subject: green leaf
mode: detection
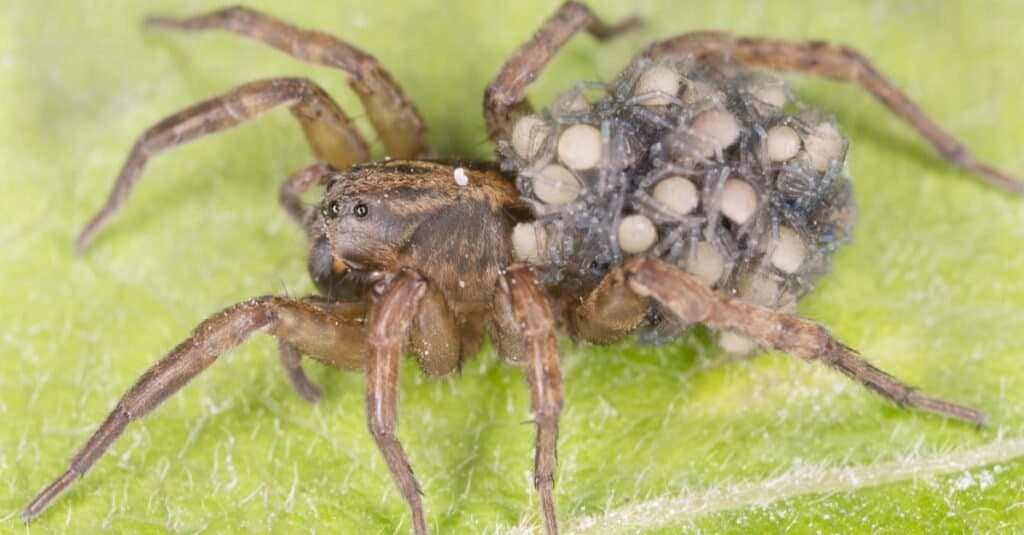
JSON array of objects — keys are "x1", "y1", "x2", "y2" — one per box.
[{"x1": 3, "y1": 1, "x2": 1023, "y2": 533}]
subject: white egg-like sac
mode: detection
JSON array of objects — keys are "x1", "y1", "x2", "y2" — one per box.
[
  {"x1": 555, "y1": 91, "x2": 591, "y2": 113},
  {"x1": 685, "y1": 241, "x2": 725, "y2": 287},
  {"x1": 512, "y1": 222, "x2": 548, "y2": 264},
  {"x1": 719, "y1": 179, "x2": 758, "y2": 225},
  {"x1": 691, "y1": 109, "x2": 739, "y2": 150},
  {"x1": 557, "y1": 123, "x2": 603, "y2": 170},
  {"x1": 805, "y1": 122, "x2": 843, "y2": 172},
  {"x1": 652, "y1": 176, "x2": 699, "y2": 216},
  {"x1": 777, "y1": 293, "x2": 799, "y2": 315},
  {"x1": 617, "y1": 214, "x2": 658, "y2": 254},
  {"x1": 765, "y1": 125, "x2": 801, "y2": 162},
  {"x1": 752, "y1": 84, "x2": 788, "y2": 109},
  {"x1": 682, "y1": 81, "x2": 725, "y2": 105},
  {"x1": 770, "y1": 226, "x2": 806, "y2": 274},
  {"x1": 533, "y1": 164, "x2": 581, "y2": 205},
  {"x1": 634, "y1": 65, "x2": 680, "y2": 106},
  {"x1": 719, "y1": 331, "x2": 759, "y2": 356},
  {"x1": 737, "y1": 272, "x2": 781, "y2": 307},
  {"x1": 511, "y1": 115, "x2": 551, "y2": 159}
]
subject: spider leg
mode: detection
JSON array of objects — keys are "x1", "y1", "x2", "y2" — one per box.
[
  {"x1": 565, "y1": 265, "x2": 650, "y2": 344},
  {"x1": 623, "y1": 255, "x2": 985, "y2": 425},
  {"x1": 279, "y1": 162, "x2": 335, "y2": 225},
  {"x1": 494, "y1": 266, "x2": 563, "y2": 535},
  {"x1": 76, "y1": 78, "x2": 369, "y2": 251},
  {"x1": 484, "y1": 2, "x2": 640, "y2": 142},
  {"x1": 23, "y1": 295, "x2": 367, "y2": 522},
  {"x1": 146, "y1": 6, "x2": 429, "y2": 160},
  {"x1": 409, "y1": 278, "x2": 463, "y2": 377},
  {"x1": 361, "y1": 269, "x2": 464, "y2": 535},
  {"x1": 639, "y1": 33, "x2": 1024, "y2": 194},
  {"x1": 279, "y1": 340, "x2": 323, "y2": 403},
  {"x1": 276, "y1": 296, "x2": 371, "y2": 403},
  {"x1": 364, "y1": 270, "x2": 430, "y2": 535}
]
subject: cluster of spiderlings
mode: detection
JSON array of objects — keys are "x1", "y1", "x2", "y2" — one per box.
[{"x1": 498, "y1": 58, "x2": 858, "y2": 341}]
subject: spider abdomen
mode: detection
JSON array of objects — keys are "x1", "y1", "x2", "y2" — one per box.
[{"x1": 502, "y1": 58, "x2": 858, "y2": 317}]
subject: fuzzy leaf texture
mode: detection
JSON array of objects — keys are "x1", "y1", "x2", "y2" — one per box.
[{"x1": 2, "y1": 1, "x2": 1023, "y2": 533}]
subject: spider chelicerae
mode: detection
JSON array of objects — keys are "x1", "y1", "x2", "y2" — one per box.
[{"x1": 24, "y1": 3, "x2": 1022, "y2": 534}]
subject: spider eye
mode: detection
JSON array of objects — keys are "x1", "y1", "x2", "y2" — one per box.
[
  {"x1": 323, "y1": 200, "x2": 341, "y2": 219},
  {"x1": 353, "y1": 202, "x2": 369, "y2": 218}
]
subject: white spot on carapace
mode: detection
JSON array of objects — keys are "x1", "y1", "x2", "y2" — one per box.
[{"x1": 453, "y1": 167, "x2": 469, "y2": 186}]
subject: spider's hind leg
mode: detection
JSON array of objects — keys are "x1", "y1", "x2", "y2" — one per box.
[
  {"x1": 638, "y1": 32, "x2": 1024, "y2": 194},
  {"x1": 624, "y1": 255, "x2": 985, "y2": 425},
  {"x1": 483, "y1": 2, "x2": 640, "y2": 143}
]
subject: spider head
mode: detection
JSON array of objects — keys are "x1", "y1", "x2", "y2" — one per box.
[{"x1": 309, "y1": 160, "x2": 529, "y2": 300}]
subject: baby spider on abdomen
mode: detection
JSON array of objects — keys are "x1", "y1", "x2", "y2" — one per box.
[
  {"x1": 25, "y1": 3, "x2": 1021, "y2": 534},
  {"x1": 501, "y1": 56, "x2": 859, "y2": 350}
]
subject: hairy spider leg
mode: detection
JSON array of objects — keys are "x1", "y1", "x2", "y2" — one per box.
[
  {"x1": 639, "y1": 32, "x2": 1024, "y2": 194},
  {"x1": 363, "y1": 269, "x2": 465, "y2": 535},
  {"x1": 81, "y1": 5, "x2": 436, "y2": 250},
  {"x1": 23, "y1": 296, "x2": 368, "y2": 521},
  {"x1": 624, "y1": 255, "x2": 985, "y2": 425},
  {"x1": 493, "y1": 266, "x2": 564, "y2": 535},
  {"x1": 484, "y1": 1, "x2": 641, "y2": 142},
  {"x1": 75, "y1": 78, "x2": 369, "y2": 250},
  {"x1": 146, "y1": 6, "x2": 429, "y2": 159}
]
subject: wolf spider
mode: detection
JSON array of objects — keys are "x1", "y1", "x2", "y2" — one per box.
[{"x1": 25, "y1": 3, "x2": 1021, "y2": 534}]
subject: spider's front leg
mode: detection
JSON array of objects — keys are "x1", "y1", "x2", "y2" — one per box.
[
  {"x1": 623, "y1": 256, "x2": 985, "y2": 425},
  {"x1": 363, "y1": 269, "x2": 464, "y2": 535},
  {"x1": 23, "y1": 295, "x2": 367, "y2": 521},
  {"x1": 493, "y1": 266, "x2": 563, "y2": 535},
  {"x1": 146, "y1": 6, "x2": 429, "y2": 159},
  {"x1": 76, "y1": 78, "x2": 368, "y2": 250},
  {"x1": 81, "y1": 6, "x2": 434, "y2": 250}
]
